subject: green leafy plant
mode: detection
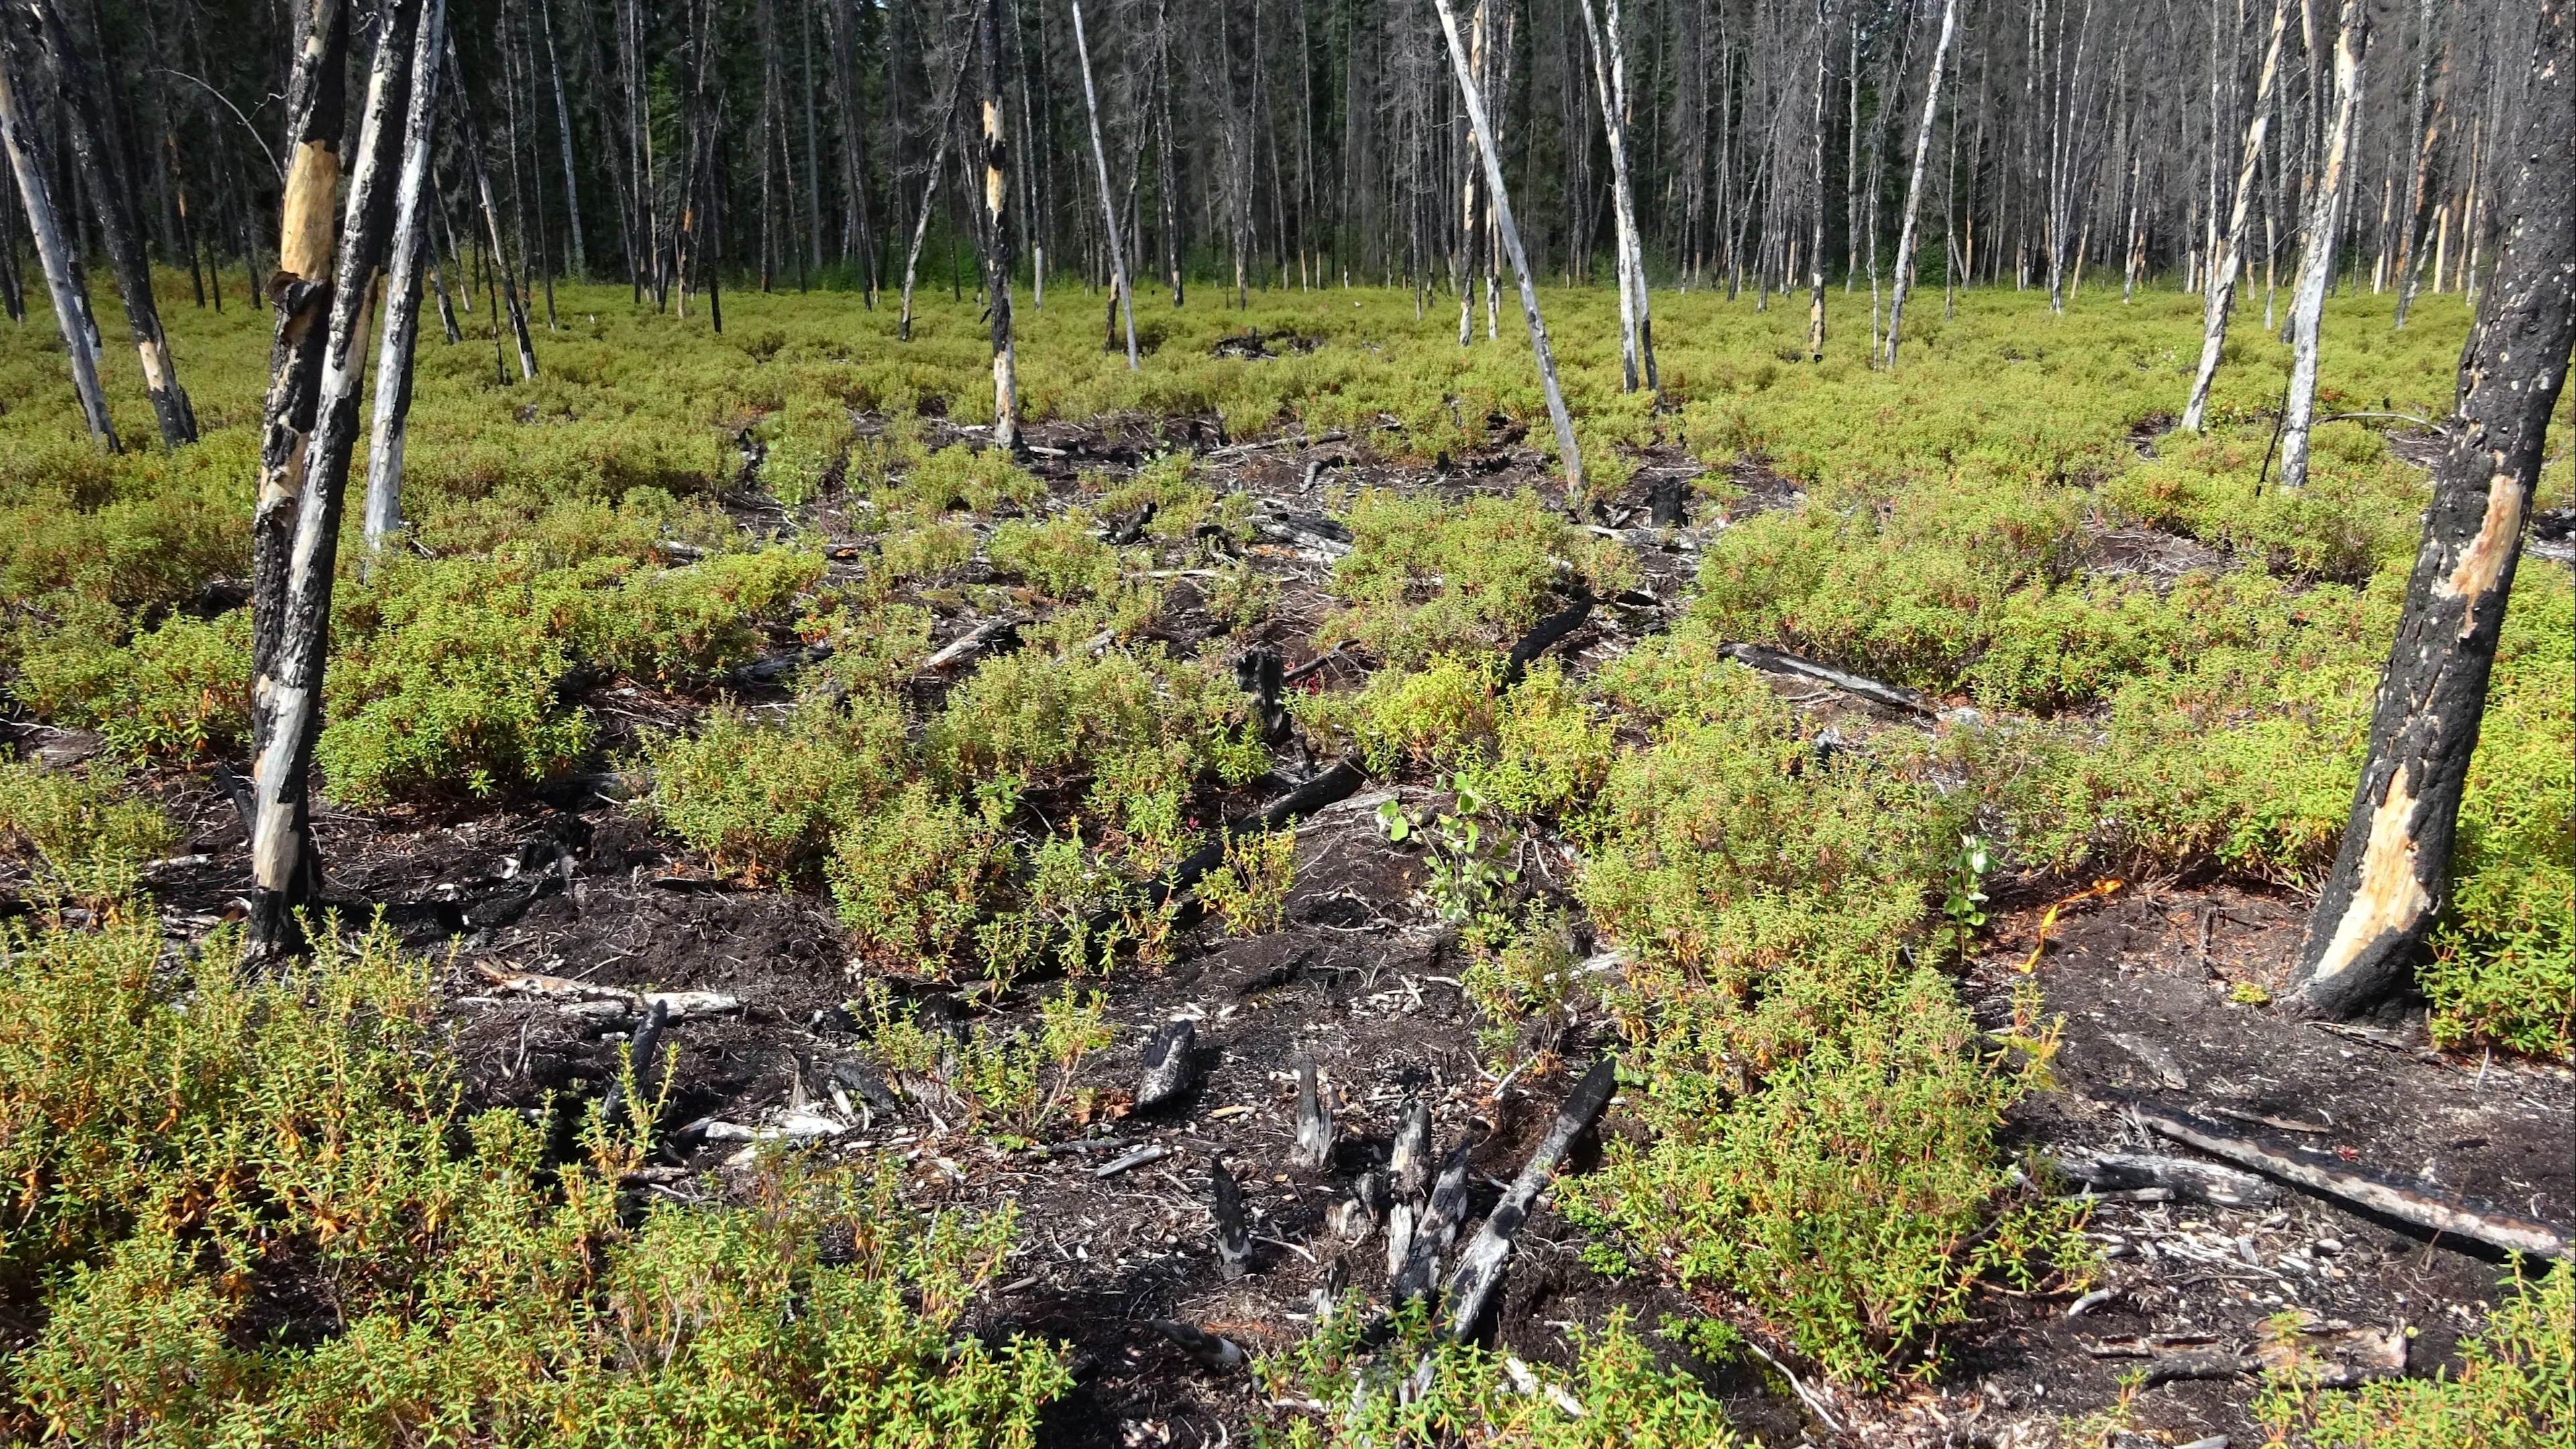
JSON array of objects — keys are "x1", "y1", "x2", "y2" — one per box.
[
  {"x1": 1379, "y1": 773, "x2": 1521, "y2": 926},
  {"x1": 1200, "y1": 826, "x2": 1298, "y2": 936}
]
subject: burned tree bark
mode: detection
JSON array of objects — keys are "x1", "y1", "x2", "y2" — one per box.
[
  {"x1": 1443, "y1": 1059, "x2": 1617, "y2": 1339},
  {"x1": 249, "y1": 0, "x2": 352, "y2": 803},
  {"x1": 17, "y1": 0, "x2": 195, "y2": 446},
  {"x1": 1069, "y1": 1, "x2": 1134, "y2": 368},
  {"x1": 365, "y1": 0, "x2": 445, "y2": 548},
  {"x1": 977, "y1": 0, "x2": 1016, "y2": 449},
  {"x1": 2182, "y1": 0, "x2": 2291, "y2": 431},
  {"x1": 2277, "y1": 0, "x2": 2369, "y2": 492},
  {"x1": 1430, "y1": 0, "x2": 1582, "y2": 494},
  {"x1": 0, "y1": 37, "x2": 113, "y2": 447},
  {"x1": 2290, "y1": 0, "x2": 2572, "y2": 1020},
  {"x1": 248, "y1": 0, "x2": 421, "y2": 957},
  {"x1": 1881, "y1": 0, "x2": 1959, "y2": 370}
]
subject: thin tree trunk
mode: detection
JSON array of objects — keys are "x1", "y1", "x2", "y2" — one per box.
[
  {"x1": 1069, "y1": 1, "x2": 1134, "y2": 368},
  {"x1": 1574, "y1": 0, "x2": 1640, "y2": 390},
  {"x1": 1807, "y1": 0, "x2": 1828, "y2": 358},
  {"x1": 539, "y1": 0, "x2": 583, "y2": 278},
  {"x1": 2388, "y1": 0, "x2": 2442, "y2": 328},
  {"x1": 2180, "y1": 0, "x2": 2290, "y2": 431},
  {"x1": 978, "y1": 0, "x2": 1015, "y2": 447},
  {"x1": 898, "y1": 21, "x2": 979, "y2": 341},
  {"x1": 2290, "y1": 0, "x2": 2572, "y2": 1019},
  {"x1": 2277, "y1": 0, "x2": 2368, "y2": 492},
  {"x1": 248, "y1": 0, "x2": 419, "y2": 957},
  {"x1": 1430, "y1": 0, "x2": 1581, "y2": 495},
  {"x1": 19, "y1": 0, "x2": 195, "y2": 445},
  {"x1": 1882, "y1": 0, "x2": 1961, "y2": 369},
  {"x1": 366, "y1": 0, "x2": 445, "y2": 548},
  {"x1": 0, "y1": 40, "x2": 113, "y2": 445},
  {"x1": 446, "y1": 34, "x2": 536, "y2": 378},
  {"x1": 1157, "y1": 0, "x2": 1179, "y2": 307}
]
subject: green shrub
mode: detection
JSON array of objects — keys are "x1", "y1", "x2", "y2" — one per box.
[
  {"x1": 0, "y1": 760, "x2": 176, "y2": 901},
  {"x1": 828, "y1": 784, "x2": 1018, "y2": 975},
  {"x1": 988, "y1": 513, "x2": 1120, "y2": 599},
  {"x1": 1326, "y1": 489, "x2": 1633, "y2": 668},
  {"x1": 1200, "y1": 826, "x2": 1297, "y2": 936},
  {"x1": 10, "y1": 604, "x2": 252, "y2": 759},
  {"x1": 319, "y1": 574, "x2": 594, "y2": 805},
  {"x1": 883, "y1": 443, "x2": 1042, "y2": 523},
  {"x1": 878, "y1": 523, "x2": 975, "y2": 581},
  {"x1": 0, "y1": 910, "x2": 1069, "y2": 1445},
  {"x1": 641, "y1": 693, "x2": 911, "y2": 883}
]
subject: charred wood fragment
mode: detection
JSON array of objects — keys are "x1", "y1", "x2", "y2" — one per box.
[
  {"x1": 1134, "y1": 1019, "x2": 1197, "y2": 1112},
  {"x1": 1152, "y1": 1318, "x2": 1246, "y2": 1371},
  {"x1": 1291, "y1": 1054, "x2": 1334, "y2": 1171},
  {"x1": 1443, "y1": 1059, "x2": 1617, "y2": 1338},
  {"x1": 1210, "y1": 1157, "x2": 1253, "y2": 1279},
  {"x1": 1391, "y1": 1098, "x2": 1434, "y2": 1201},
  {"x1": 1501, "y1": 592, "x2": 1594, "y2": 686}
]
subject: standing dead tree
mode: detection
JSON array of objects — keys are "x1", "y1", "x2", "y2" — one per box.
[
  {"x1": 1881, "y1": 0, "x2": 1961, "y2": 368},
  {"x1": 2276, "y1": 0, "x2": 2368, "y2": 492},
  {"x1": 898, "y1": 15, "x2": 980, "y2": 342},
  {"x1": 445, "y1": 32, "x2": 536, "y2": 380},
  {"x1": 1070, "y1": 0, "x2": 1134, "y2": 368},
  {"x1": 2180, "y1": 0, "x2": 2290, "y2": 431},
  {"x1": 2289, "y1": 0, "x2": 2573, "y2": 1021},
  {"x1": 0, "y1": 33, "x2": 113, "y2": 447},
  {"x1": 247, "y1": 0, "x2": 422, "y2": 957},
  {"x1": 977, "y1": 0, "x2": 1017, "y2": 448},
  {"x1": 364, "y1": 0, "x2": 446, "y2": 548},
  {"x1": 1575, "y1": 0, "x2": 1655, "y2": 392},
  {"x1": 1429, "y1": 0, "x2": 1582, "y2": 495},
  {"x1": 15, "y1": 0, "x2": 195, "y2": 446}
]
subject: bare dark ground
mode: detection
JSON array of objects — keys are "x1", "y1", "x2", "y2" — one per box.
[{"x1": 7, "y1": 413, "x2": 2568, "y2": 1448}]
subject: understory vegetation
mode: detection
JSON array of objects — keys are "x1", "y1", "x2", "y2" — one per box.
[{"x1": 2, "y1": 274, "x2": 2570, "y2": 1438}]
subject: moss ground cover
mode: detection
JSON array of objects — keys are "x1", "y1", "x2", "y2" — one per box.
[{"x1": 0, "y1": 272, "x2": 2568, "y2": 1432}]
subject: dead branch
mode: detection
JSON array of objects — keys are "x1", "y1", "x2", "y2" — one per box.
[
  {"x1": 1441, "y1": 1059, "x2": 1618, "y2": 1339},
  {"x1": 2136, "y1": 1108, "x2": 2574, "y2": 1260},
  {"x1": 1719, "y1": 641, "x2": 1938, "y2": 716}
]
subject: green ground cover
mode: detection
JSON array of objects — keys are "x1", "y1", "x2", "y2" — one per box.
[{"x1": 1, "y1": 274, "x2": 2569, "y2": 1440}]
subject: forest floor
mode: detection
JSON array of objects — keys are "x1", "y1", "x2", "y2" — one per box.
[{"x1": 21, "y1": 402, "x2": 2567, "y2": 1448}]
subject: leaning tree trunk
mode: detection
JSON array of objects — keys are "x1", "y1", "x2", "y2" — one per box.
[
  {"x1": 250, "y1": 0, "x2": 352, "y2": 758},
  {"x1": 1430, "y1": 0, "x2": 1581, "y2": 494},
  {"x1": 445, "y1": 33, "x2": 536, "y2": 380},
  {"x1": 2289, "y1": 0, "x2": 2573, "y2": 1021},
  {"x1": 2180, "y1": 0, "x2": 2290, "y2": 432},
  {"x1": 248, "y1": 0, "x2": 419, "y2": 958},
  {"x1": 1881, "y1": 0, "x2": 1959, "y2": 370},
  {"x1": 365, "y1": 0, "x2": 445, "y2": 548},
  {"x1": 977, "y1": 0, "x2": 1016, "y2": 449},
  {"x1": 0, "y1": 39, "x2": 113, "y2": 447},
  {"x1": 2277, "y1": 0, "x2": 2369, "y2": 492},
  {"x1": 19, "y1": 0, "x2": 195, "y2": 446},
  {"x1": 1069, "y1": 1, "x2": 1134, "y2": 368}
]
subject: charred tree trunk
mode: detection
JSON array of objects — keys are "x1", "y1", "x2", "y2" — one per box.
[
  {"x1": 2290, "y1": 1, "x2": 2573, "y2": 1020},
  {"x1": 1069, "y1": 1, "x2": 1132, "y2": 367},
  {"x1": 978, "y1": 0, "x2": 1016, "y2": 449},
  {"x1": 1574, "y1": 0, "x2": 1640, "y2": 390},
  {"x1": 1430, "y1": 0, "x2": 1581, "y2": 494},
  {"x1": 19, "y1": 0, "x2": 195, "y2": 446},
  {"x1": 2180, "y1": 0, "x2": 2290, "y2": 431},
  {"x1": 1882, "y1": 0, "x2": 1960, "y2": 368},
  {"x1": 248, "y1": 0, "x2": 419, "y2": 958},
  {"x1": 366, "y1": 0, "x2": 445, "y2": 548},
  {"x1": 2277, "y1": 0, "x2": 2368, "y2": 492},
  {"x1": 0, "y1": 37, "x2": 113, "y2": 447}
]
